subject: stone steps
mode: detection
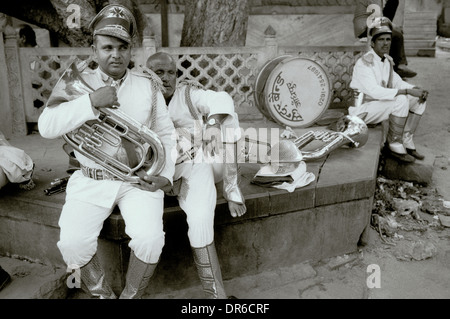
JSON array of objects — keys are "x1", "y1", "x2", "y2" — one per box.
[{"x1": 403, "y1": 11, "x2": 438, "y2": 57}]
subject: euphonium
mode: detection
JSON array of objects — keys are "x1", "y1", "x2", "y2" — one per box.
[
  {"x1": 52, "y1": 59, "x2": 165, "y2": 183},
  {"x1": 292, "y1": 114, "x2": 369, "y2": 162},
  {"x1": 241, "y1": 115, "x2": 368, "y2": 165}
]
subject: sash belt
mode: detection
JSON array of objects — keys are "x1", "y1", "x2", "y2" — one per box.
[{"x1": 81, "y1": 165, "x2": 119, "y2": 181}]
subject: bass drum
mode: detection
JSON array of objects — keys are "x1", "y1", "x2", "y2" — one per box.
[{"x1": 254, "y1": 55, "x2": 332, "y2": 128}]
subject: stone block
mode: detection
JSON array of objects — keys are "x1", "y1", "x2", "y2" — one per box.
[
  {"x1": 0, "y1": 256, "x2": 68, "y2": 299},
  {"x1": 381, "y1": 157, "x2": 434, "y2": 185}
]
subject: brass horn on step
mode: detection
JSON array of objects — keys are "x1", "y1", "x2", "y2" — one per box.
[
  {"x1": 291, "y1": 115, "x2": 369, "y2": 162},
  {"x1": 242, "y1": 115, "x2": 368, "y2": 166},
  {"x1": 49, "y1": 59, "x2": 165, "y2": 183}
]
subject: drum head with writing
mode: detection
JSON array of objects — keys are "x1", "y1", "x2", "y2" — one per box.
[
  {"x1": 264, "y1": 57, "x2": 331, "y2": 128},
  {"x1": 254, "y1": 55, "x2": 293, "y2": 120}
]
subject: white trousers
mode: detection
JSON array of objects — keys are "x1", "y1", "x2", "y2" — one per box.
[
  {"x1": 175, "y1": 162, "x2": 223, "y2": 248},
  {"x1": 57, "y1": 182, "x2": 165, "y2": 267},
  {"x1": 349, "y1": 95, "x2": 426, "y2": 125}
]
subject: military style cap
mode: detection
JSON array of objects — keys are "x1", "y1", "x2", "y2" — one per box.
[
  {"x1": 369, "y1": 16, "x2": 393, "y2": 38},
  {"x1": 89, "y1": 4, "x2": 137, "y2": 43}
]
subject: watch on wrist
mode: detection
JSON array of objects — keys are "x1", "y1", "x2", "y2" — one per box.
[{"x1": 207, "y1": 118, "x2": 219, "y2": 126}]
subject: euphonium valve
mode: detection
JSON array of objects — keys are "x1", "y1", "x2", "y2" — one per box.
[{"x1": 49, "y1": 59, "x2": 165, "y2": 183}]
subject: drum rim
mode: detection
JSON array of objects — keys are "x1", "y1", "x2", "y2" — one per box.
[
  {"x1": 254, "y1": 55, "x2": 293, "y2": 119},
  {"x1": 264, "y1": 56, "x2": 333, "y2": 128}
]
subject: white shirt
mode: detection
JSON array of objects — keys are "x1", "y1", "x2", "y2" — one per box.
[
  {"x1": 350, "y1": 48, "x2": 414, "y2": 101},
  {"x1": 38, "y1": 67, "x2": 176, "y2": 207},
  {"x1": 168, "y1": 83, "x2": 241, "y2": 145}
]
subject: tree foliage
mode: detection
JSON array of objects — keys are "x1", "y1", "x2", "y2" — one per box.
[
  {"x1": 1, "y1": 0, "x2": 250, "y2": 47},
  {"x1": 0, "y1": 0, "x2": 148, "y2": 47}
]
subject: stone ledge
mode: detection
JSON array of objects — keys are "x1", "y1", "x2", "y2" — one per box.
[
  {"x1": 101, "y1": 125, "x2": 381, "y2": 241},
  {"x1": 381, "y1": 155, "x2": 434, "y2": 186},
  {"x1": 0, "y1": 256, "x2": 68, "y2": 299},
  {"x1": 143, "y1": 197, "x2": 373, "y2": 295},
  {"x1": 0, "y1": 126, "x2": 382, "y2": 294}
]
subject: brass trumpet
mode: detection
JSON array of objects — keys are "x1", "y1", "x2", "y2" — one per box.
[{"x1": 49, "y1": 60, "x2": 165, "y2": 183}]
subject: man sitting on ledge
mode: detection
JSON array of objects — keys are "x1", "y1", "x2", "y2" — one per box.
[
  {"x1": 38, "y1": 4, "x2": 176, "y2": 299},
  {"x1": 349, "y1": 17, "x2": 429, "y2": 163},
  {"x1": 146, "y1": 52, "x2": 246, "y2": 299},
  {"x1": 353, "y1": 0, "x2": 417, "y2": 78}
]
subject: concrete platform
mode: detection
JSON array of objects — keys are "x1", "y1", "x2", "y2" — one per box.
[{"x1": 0, "y1": 120, "x2": 383, "y2": 297}]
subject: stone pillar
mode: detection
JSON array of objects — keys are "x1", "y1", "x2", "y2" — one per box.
[
  {"x1": 0, "y1": 33, "x2": 13, "y2": 138},
  {"x1": 3, "y1": 22, "x2": 27, "y2": 136},
  {"x1": 262, "y1": 25, "x2": 278, "y2": 67},
  {"x1": 0, "y1": 14, "x2": 12, "y2": 138}
]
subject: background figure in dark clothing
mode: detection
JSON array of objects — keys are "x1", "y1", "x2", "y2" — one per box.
[
  {"x1": 382, "y1": 0, "x2": 413, "y2": 77},
  {"x1": 353, "y1": 0, "x2": 417, "y2": 79},
  {"x1": 382, "y1": 0, "x2": 399, "y2": 21},
  {"x1": 18, "y1": 24, "x2": 37, "y2": 47}
]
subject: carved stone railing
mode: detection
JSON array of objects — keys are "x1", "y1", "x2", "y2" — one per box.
[
  {"x1": 2, "y1": 26, "x2": 28, "y2": 137},
  {"x1": 19, "y1": 47, "x2": 93, "y2": 123},
  {"x1": 157, "y1": 46, "x2": 269, "y2": 121},
  {"x1": 3, "y1": 26, "x2": 366, "y2": 136}
]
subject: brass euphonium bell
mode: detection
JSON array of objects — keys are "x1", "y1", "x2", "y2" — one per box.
[
  {"x1": 245, "y1": 115, "x2": 369, "y2": 165},
  {"x1": 291, "y1": 114, "x2": 369, "y2": 162},
  {"x1": 49, "y1": 59, "x2": 165, "y2": 183}
]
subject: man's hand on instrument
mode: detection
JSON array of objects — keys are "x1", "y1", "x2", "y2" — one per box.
[
  {"x1": 89, "y1": 86, "x2": 120, "y2": 110},
  {"x1": 135, "y1": 174, "x2": 171, "y2": 192}
]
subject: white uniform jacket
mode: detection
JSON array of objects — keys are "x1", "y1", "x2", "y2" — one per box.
[
  {"x1": 168, "y1": 81, "x2": 242, "y2": 168},
  {"x1": 38, "y1": 66, "x2": 176, "y2": 208},
  {"x1": 350, "y1": 49, "x2": 414, "y2": 101},
  {"x1": 168, "y1": 82, "x2": 245, "y2": 205},
  {"x1": 168, "y1": 81, "x2": 241, "y2": 145}
]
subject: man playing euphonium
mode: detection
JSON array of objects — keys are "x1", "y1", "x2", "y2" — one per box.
[{"x1": 38, "y1": 4, "x2": 176, "y2": 299}]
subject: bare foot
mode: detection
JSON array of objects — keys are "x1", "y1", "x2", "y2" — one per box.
[{"x1": 228, "y1": 201, "x2": 246, "y2": 218}]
